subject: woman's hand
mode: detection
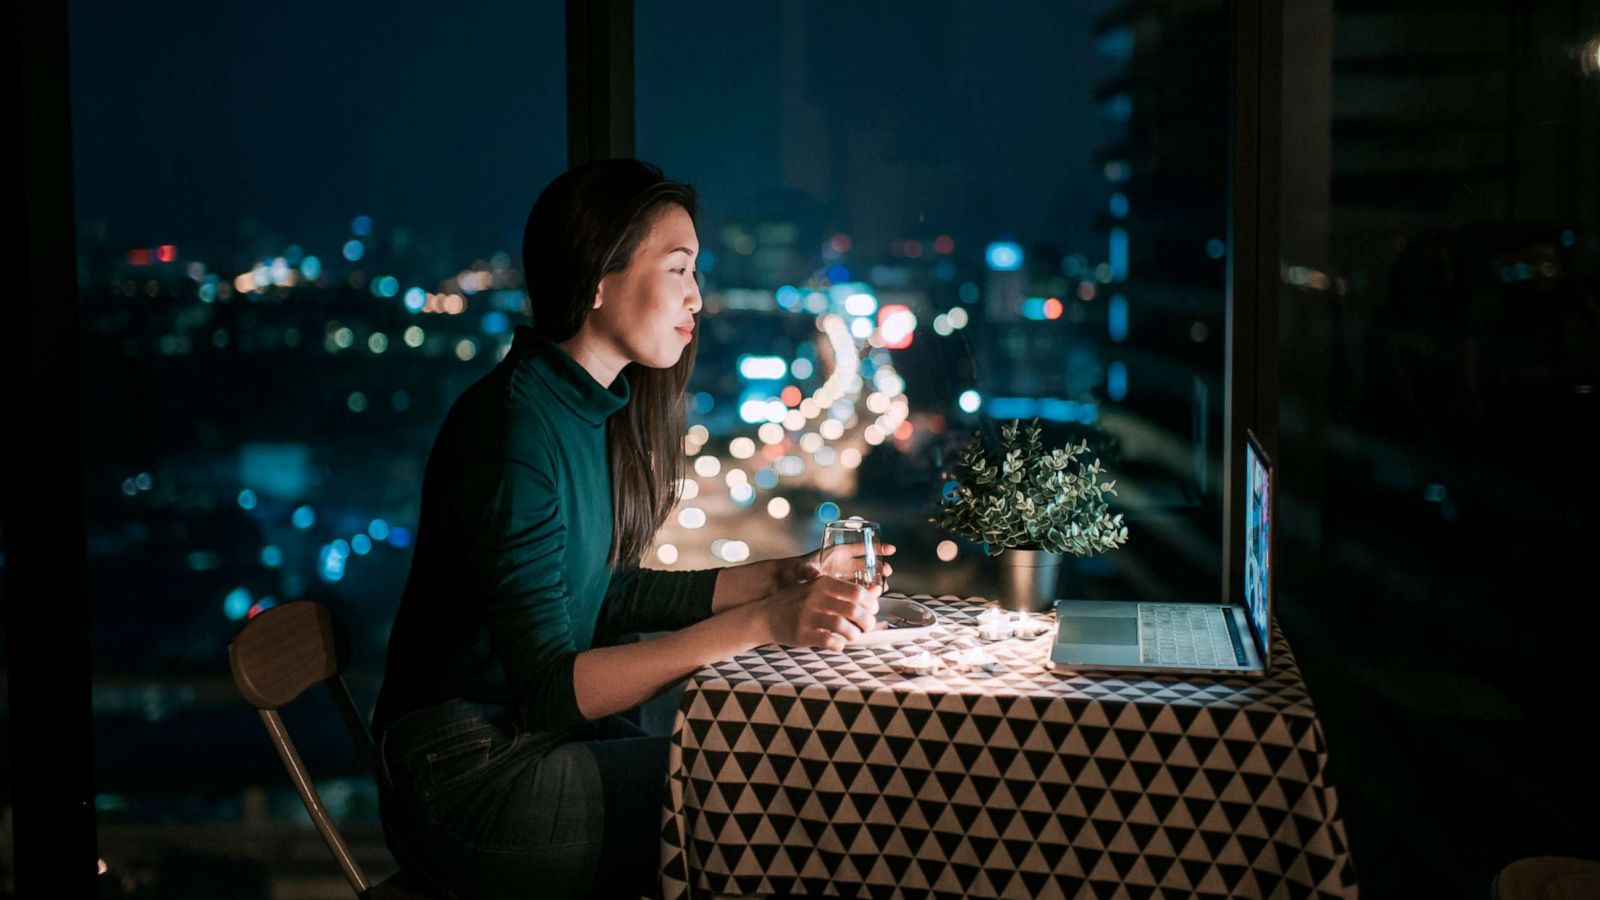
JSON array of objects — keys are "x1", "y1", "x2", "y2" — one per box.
[
  {"x1": 773, "y1": 541, "x2": 897, "y2": 589},
  {"x1": 758, "y1": 576, "x2": 883, "y2": 652},
  {"x1": 711, "y1": 542, "x2": 896, "y2": 614}
]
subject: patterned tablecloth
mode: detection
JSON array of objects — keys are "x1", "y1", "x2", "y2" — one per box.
[{"x1": 660, "y1": 593, "x2": 1358, "y2": 899}]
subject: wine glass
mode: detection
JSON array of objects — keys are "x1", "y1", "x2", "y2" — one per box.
[{"x1": 820, "y1": 518, "x2": 886, "y2": 591}]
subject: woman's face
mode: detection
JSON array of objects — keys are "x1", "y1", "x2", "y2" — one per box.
[{"x1": 591, "y1": 204, "x2": 703, "y2": 369}]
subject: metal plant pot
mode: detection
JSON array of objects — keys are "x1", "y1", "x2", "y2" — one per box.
[{"x1": 995, "y1": 548, "x2": 1063, "y2": 612}]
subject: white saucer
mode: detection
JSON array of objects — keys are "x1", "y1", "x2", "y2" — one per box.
[{"x1": 846, "y1": 596, "x2": 939, "y2": 647}]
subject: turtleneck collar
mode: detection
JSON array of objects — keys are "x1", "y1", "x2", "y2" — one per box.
[{"x1": 512, "y1": 326, "x2": 631, "y2": 425}]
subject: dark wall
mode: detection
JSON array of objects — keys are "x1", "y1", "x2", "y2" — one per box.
[{"x1": 1278, "y1": 2, "x2": 1600, "y2": 896}]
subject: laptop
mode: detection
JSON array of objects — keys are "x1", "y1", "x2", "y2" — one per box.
[{"x1": 1047, "y1": 430, "x2": 1275, "y2": 677}]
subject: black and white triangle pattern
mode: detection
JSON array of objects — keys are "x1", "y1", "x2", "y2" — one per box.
[{"x1": 661, "y1": 593, "x2": 1357, "y2": 899}]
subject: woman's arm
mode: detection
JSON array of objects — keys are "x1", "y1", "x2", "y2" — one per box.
[
  {"x1": 710, "y1": 542, "x2": 898, "y2": 612},
  {"x1": 460, "y1": 447, "x2": 590, "y2": 733},
  {"x1": 596, "y1": 543, "x2": 902, "y2": 637},
  {"x1": 709, "y1": 562, "x2": 781, "y2": 613},
  {"x1": 571, "y1": 576, "x2": 882, "y2": 721},
  {"x1": 573, "y1": 598, "x2": 771, "y2": 717},
  {"x1": 597, "y1": 565, "x2": 721, "y2": 639}
]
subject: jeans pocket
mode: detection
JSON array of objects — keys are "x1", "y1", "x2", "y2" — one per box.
[{"x1": 420, "y1": 723, "x2": 505, "y2": 795}]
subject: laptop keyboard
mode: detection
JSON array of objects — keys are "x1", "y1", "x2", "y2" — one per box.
[{"x1": 1139, "y1": 604, "x2": 1235, "y2": 666}]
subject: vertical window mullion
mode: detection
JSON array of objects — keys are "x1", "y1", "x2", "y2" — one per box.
[{"x1": 566, "y1": 0, "x2": 635, "y2": 166}]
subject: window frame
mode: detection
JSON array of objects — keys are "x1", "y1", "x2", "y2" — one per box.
[
  {"x1": 10, "y1": 1, "x2": 101, "y2": 894},
  {"x1": 1225, "y1": 0, "x2": 1282, "y2": 606}
]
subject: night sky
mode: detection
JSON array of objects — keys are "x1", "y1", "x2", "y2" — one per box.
[{"x1": 70, "y1": 0, "x2": 1116, "y2": 271}]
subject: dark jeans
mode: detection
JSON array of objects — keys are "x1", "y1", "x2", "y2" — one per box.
[{"x1": 377, "y1": 698, "x2": 670, "y2": 900}]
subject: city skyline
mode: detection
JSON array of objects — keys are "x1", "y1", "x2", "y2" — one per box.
[{"x1": 70, "y1": 0, "x2": 1118, "y2": 273}]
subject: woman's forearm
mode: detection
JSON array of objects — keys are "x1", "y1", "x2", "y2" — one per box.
[
  {"x1": 571, "y1": 596, "x2": 772, "y2": 721},
  {"x1": 710, "y1": 560, "x2": 777, "y2": 613}
]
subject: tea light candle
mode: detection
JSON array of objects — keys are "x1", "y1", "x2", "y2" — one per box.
[
  {"x1": 892, "y1": 650, "x2": 938, "y2": 676},
  {"x1": 955, "y1": 646, "x2": 1001, "y2": 673},
  {"x1": 975, "y1": 606, "x2": 1012, "y2": 640},
  {"x1": 1011, "y1": 609, "x2": 1052, "y2": 638}
]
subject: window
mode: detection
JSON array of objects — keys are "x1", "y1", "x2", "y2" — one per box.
[
  {"x1": 637, "y1": 0, "x2": 1232, "y2": 601},
  {"x1": 68, "y1": 1, "x2": 563, "y2": 889}
]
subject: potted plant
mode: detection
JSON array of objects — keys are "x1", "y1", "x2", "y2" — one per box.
[{"x1": 935, "y1": 418, "x2": 1130, "y2": 610}]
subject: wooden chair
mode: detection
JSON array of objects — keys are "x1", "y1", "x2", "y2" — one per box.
[
  {"x1": 229, "y1": 600, "x2": 444, "y2": 899},
  {"x1": 1492, "y1": 856, "x2": 1600, "y2": 900}
]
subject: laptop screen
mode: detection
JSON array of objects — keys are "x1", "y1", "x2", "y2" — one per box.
[{"x1": 1244, "y1": 432, "x2": 1273, "y2": 661}]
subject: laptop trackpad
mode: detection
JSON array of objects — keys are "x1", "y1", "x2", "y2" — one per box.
[{"x1": 1060, "y1": 616, "x2": 1137, "y2": 646}]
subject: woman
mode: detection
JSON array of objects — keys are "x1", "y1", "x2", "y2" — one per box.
[{"x1": 373, "y1": 158, "x2": 893, "y2": 899}]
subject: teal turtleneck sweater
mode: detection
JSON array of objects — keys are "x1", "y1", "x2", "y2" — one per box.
[{"x1": 372, "y1": 326, "x2": 722, "y2": 739}]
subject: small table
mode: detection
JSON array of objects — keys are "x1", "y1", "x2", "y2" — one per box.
[{"x1": 660, "y1": 593, "x2": 1358, "y2": 899}]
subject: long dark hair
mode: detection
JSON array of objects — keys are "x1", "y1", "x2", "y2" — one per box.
[{"x1": 521, "y1": 158, "x2": 699, "y2": 568}]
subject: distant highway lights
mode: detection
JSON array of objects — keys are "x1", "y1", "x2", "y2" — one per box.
[{"x1": 872, "y1": 367, "x2": 902, "y2": 394}]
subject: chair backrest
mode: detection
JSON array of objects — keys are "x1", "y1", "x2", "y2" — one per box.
[
  {"x1": 231, "y1": 600, "x2": 348, "y2": 707},
  {"x1": 229, "y1": 601, "x2": 383, "y2": 897}
]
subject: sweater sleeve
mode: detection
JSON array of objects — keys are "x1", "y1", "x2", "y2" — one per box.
[
  {"x1": 457, "y1": 448, "x2": 587, "y2": 733},
  {"x1": 594, "y1": 565, "x2": 722, "y2": 644}
]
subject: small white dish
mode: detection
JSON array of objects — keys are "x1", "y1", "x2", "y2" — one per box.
[{"x1": 845, "y1": 596, "x2": 939, "y2": 647}]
